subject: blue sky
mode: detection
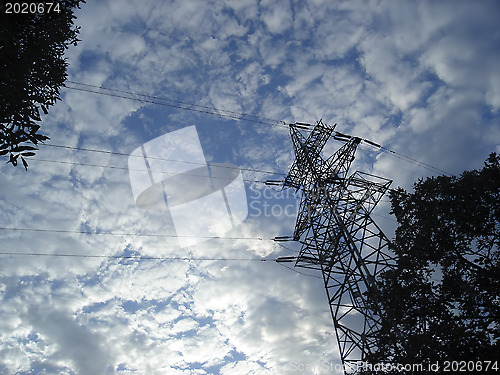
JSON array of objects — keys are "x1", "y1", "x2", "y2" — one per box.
[{"x1": 1, "y1": 0, "x2": 500, "y2": 374}]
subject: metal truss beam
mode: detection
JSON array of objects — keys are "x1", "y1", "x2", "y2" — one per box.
[{"x1": 283, "y1": 121, "x2": 395, "y2": 372}]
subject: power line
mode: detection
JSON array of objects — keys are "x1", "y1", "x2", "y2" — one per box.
[
  {"x1": 66, "y1": 81, "x2": 283, "y2": 126},
  {"x1": 360, "y1": 143, "x2": 451, "y2": 176},
  {"x1": 0, "y1": 250, "x2": 325, "y2": 281},
  {"x1": 0, "y1": 251, "x2": 324, "y2": 279},
  {"x1": 27, "y1": 157, "x2": 398, "y2": 220},
  {"x1": 380, "y1": 146, "x2": 450, "y2": 175},
  {"x1": 29, "y1": 157, "x2": 272, "y2": 185},
  {"x1": 275, "y1": 241, "x2": 301, "y2": 254},
  {"x1": 371, "y1": 211, "x2": 398, "y2": 223},
  {"x1": 0, "y1": 251, "x2": 271, "y2": 262},
  {"x1": 64, "y1": 82, "x2": 288, "y2": 129},
  {"x1": 28, "y1": 156, "x2": 396, "y2": 209},
  {"x1": 276, "y1": 261, "x2": 323, "y2": 279},
  {"x1": 28, "y1": 157, "x2": 397, "y2": 210},
  {"x1": 0, "y1": 226, "x2": 267, "y2": 241},
  {"x1": 62, "y1": 80, "x2": 452, "y2": 177},
  {"x1": 34, "y1": 143, "x2": 446, "y2": 195},
  {"x1": 38, "y1": 143, "x2": 288, "y2": 177},
  {"x1": 31, "y1": 147, "x2": 442, "y2": 196}
]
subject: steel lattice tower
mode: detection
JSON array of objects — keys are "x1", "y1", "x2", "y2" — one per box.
[{"x1": 281, "y1": 120, "x2": 396, "y2": 372}]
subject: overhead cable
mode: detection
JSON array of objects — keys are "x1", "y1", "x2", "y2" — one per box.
[
  {"x1": 0, "y1": 251, "x2": 270, "y2": 262},
  {"x1": 0, "y1": 226, "x2": 266, "y2": 241},
  {"x1": 62, "y1": 80, "x2": 452, "y2": 176},
  {"x1": 29, "y1": 157, "x2": 271, "y2": 185},
  {"x1": 65, "y1": 81, "x2": 288, "y2": 129},
  {"x1": 0, "y1": 251, "x2": 323, "y2": 279},
  {"x1": 39, "y1": 143, "x2": 288, "y2": 177}
]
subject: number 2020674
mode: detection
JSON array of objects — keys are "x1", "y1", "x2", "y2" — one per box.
[{"x1": 5, "y1": 2, "x2": 61, "y2": 14}]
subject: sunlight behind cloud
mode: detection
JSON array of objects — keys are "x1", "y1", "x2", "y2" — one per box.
[{"x1": 1, "y1": 0, "x2": 499, "y2": 374}]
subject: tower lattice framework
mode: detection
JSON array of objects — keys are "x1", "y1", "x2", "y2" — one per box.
[{"x1": 282, "y1": 120, "x2": 396, "y2": 371}]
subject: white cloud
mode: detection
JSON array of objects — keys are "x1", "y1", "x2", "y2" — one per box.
[
  {"x1": 260, "y1": 0, "x2": 293, "y2": 35},
  {"x1": 26, "y1": 307, "x2": 112, "y2": 375},
  {"x1": 2, "y1": 0, "x2": 499, "y2": 373}
]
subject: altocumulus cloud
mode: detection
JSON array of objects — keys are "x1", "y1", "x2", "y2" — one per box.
[{"x1": 1, "y1": 0, "x2": 499, "y2": 374}]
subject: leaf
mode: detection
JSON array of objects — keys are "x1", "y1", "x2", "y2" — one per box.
[
  {"x1": 21, "y1": 157, "x2": 28, "y2": 171},
  {"x1": 11, "y1": 145, "x2": 38, "y2": 152},
  {"x1": 373, "y1": 153, "x2": 500, "y2": 363},
  {"x1": 1, "y1": 0, "x2": 83, "y2": 169},
  {"x1": 30, "y1": 108, "x2": 41, "y2": 122},
  {"x1": 8, "y1": 153, "x2": 18, "y2": 166},
  {"x1": 30, "y1": 124, "x2": 41, "y2": 133},
  {"x1": 21, "y1": 152, "x2": 36, "y2": 157}
]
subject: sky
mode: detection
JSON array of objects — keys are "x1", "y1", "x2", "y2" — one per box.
[{"x1": 1, "y1": 0, "x2": 500, "y2": 374}]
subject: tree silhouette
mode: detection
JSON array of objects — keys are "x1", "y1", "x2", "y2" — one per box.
[
  {"x1": 0, "y1": 0, "x2": 85, "y2": 170},
  {"x1": 368, "y1": 153, "x2": 500, "y2": 372}
]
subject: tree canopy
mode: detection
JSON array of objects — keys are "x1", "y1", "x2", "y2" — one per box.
[
  {"x1": 0, "y1": 0, "x2": 84, "y2": 170},
  {"x1": 368, "y1": 153, "x2": 500, "y2": 371}
]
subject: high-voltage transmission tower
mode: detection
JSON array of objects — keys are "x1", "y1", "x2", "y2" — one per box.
[{"x1": 278, "y1": 120, "x2": 396, "y2": 372}]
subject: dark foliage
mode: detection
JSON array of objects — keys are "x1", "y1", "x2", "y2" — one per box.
[
  {"x1": 367, "y1": 153, "x2": 500, "y2": 373},
  {"x1": 0, "y1": 0, "x2": 84, "y2": 170}
]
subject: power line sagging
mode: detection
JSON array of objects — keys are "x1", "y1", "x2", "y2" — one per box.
[{"x1": 62, "y1": 80, "x2": 450, "y2": 176}]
